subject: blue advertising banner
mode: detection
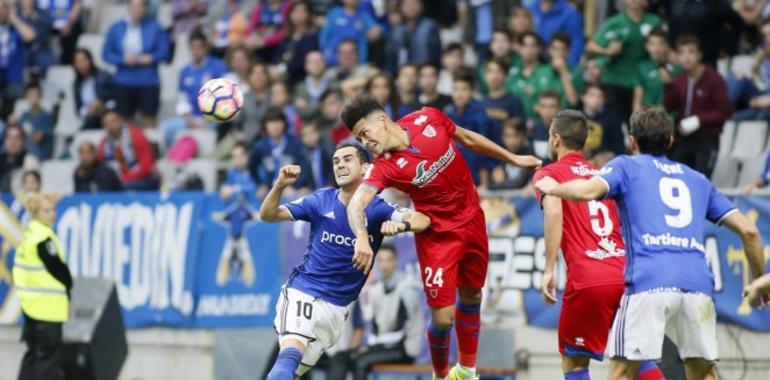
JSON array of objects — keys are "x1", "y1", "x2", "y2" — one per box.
[{"x1": 1, "y1": 192, "x2": 770, "y2": 331}]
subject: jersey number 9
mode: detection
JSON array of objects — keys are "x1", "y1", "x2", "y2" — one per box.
[{"x1": 659, "y1": 177, "x2": 693, "y2": 228}]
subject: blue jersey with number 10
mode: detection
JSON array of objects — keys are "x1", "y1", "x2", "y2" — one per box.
[{"x1": 597, "y1": 155, "x2": 737, "y2": 296}]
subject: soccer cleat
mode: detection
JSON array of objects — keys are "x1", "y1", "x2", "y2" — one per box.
[{"x1": 449, "y1": 364, "x2": 479, "y2": 380}]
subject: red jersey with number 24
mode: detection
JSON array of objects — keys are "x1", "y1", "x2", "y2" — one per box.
[
  {"x1": 363, "y1": 107, "x2": 482, "y2": 232},
  {"x1": 533, "y1": 152, "x2": 626, "y2": 290}
]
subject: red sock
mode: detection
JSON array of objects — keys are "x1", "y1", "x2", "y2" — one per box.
[
  {"x1": 637, "y1": 360, "x2": 665, "y2": 380},
  {"x1": 428, "y1": 324, "x2": 451, "y2": 377},
  {"x1": 455, "y1": 302, "x2": 481, "y2": 368}
]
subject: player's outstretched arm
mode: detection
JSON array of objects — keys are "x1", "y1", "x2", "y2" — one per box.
[
  {"x1": 348, "y1": 184, "x2": 378, "y2": 273},
  {"x1": 534, "y1": 176, "x2": 608, "y2": 201},
  {"x1": 722, "y1": 211, "x2": 766, "y2": 285},
  {"x1": 452, "y1": 126, "x2": 542, "y2": 169},
  {"x1": 744, "y1": 274, "x2": 770, "y2": 309},
  {"x1": 258, "y1": 165, "x2": 302, "y2": 222},
  {"x1": 380, "y1": 211, "x2": 432, "y2": 236},
  {"x1": 541, "y1": 194, "x2": 563, "y2": 305}
]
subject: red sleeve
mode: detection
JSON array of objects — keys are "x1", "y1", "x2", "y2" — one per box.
[
  {"x1": 362, "y1": 160, "x2": 393, "y2": 191},
  {"x1": 122, "y1": 127, "x2": 156, "y2": 182},
  {"x1": 696, "y1": 71, "x2": 733, "y2": 133},
  {"x1": 532, "y1": 166, "x2": 558, "y2": 205},
  {"x1": 422, "y1": 107, "x2": 457, "y2": 135},
  {"x1": 246, "y1": 5, "x2": 263, "y2": 35}
]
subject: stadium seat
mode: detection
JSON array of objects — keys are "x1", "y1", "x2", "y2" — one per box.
[
  {"x1": 157, "y1": 3, "x2": 173, "y2": 28},
  {"x1": 718, "y1": 120, "x2": 736, "y2": 158},
  {"x1": 181, "y1": 128, "x2": 217, "y2": 158},
  {"x1": 730, "y1": 121, "x2": 768, "y2": 160},
  {"x1": 98, "y1": 4, "x2": 125, "y2": 34},
  {"x1": 143, "y1": 128, "x2": 166, "y2": 157},
  {"x1": 41, "y1": 160, "x2": 77, "y2": 194},
  {"x1": 160, "y1": 64, "x2": 180, "y2": 103},
  {"x1": 157, "y1": 158, "x2": 218, "y2": 192},
  {"x1": 711, "y1": 156, "x2": 740, "y2": 189},
  {"x1": 738, "y1": 156, "x2": 767, "y2": 187},
  {"x1": 76, "y1": 34, "x2": 108, "y2": 71},
  {"x1": 727, "y1": 55, "x2": 756, "y2": 79}
]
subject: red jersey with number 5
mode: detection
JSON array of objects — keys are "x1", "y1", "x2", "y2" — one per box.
[
  {"x1": 533, "y1": 152, "x2": 626, "y2": 290},
  {"x1": 363, "y1": 107, "x2": 483, "y2": 232}
]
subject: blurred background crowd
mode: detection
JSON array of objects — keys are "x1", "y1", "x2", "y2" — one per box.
[{"x1": 2, "y1": 0, "x2": 770, "y2": 200}]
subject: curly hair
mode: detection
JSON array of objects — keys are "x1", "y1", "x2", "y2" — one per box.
[{"x1": 340, "y1": 93, "x2": 384, "y2": 131}]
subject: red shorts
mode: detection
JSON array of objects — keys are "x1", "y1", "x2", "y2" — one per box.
[
  {"x1": 414, "y1": 211, "x2": 488, "y2": 308},
  {"x1": 558, "y1": 283, "x2": 625, "y2": 360}
]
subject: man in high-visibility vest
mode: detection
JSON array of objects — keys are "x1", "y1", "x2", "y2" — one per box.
[{"x1": 13, "y1": 192, "x2": 72, "y2": 380}]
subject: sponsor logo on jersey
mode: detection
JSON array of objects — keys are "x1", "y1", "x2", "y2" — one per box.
[
  {"x1": 423, "y1": 125, "x2": 436, "y2": 138},
  {"x1": 570, "y1": 164, "x2": 599, "y2": 177},
  {"x1": 585, "y1": 237, "x2": 625, "y2": 260},
  {"x1": 411, "y1": 145, "x2": 456, "y2": 187},
  {"x1": 320, "y1": 231, "x2": 374, "y2": 247},
  {"x1": 414, "y1": 115, "x2": 428, "y2": 126},
  {"x1": 396, "y1": 158, "x2": 408, "y2": 169},
  {"x1": 430, "y1": 289, "x2": 438, "y2": 298},
  {"x1": 324, "y1": 211, "x2": 335, "y2": 219}
]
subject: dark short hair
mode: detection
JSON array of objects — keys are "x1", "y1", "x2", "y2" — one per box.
[
  {"x1": 334, "y1": 142, "x2": 371, "y2": 163},
  {"x1": 493, "y1": 28, "x2": 512, "y2": 40},
  {"x1": 675, "y1": 34, "x2": 701, "y2": 51},
  {"x1": 189, "y1": 28, "x2": 208, "y2": 45},
  {"x1": 232, "y1": 141, "x2": 249, "y2": 153},
  {"x1": 340, "y1": 93, "x2": 384, "y2": 131},
  {"x1": 22, "y1": 170, "x2": 41, "y2": 184},
  {"x1": 552, "y1": 110, "x2": 588, "y2": 151},
  {"x1": 24, "y1": 82, "x2": 41, "y2": 94},
  {"x1": 539, "y1": 89, "x2": 561, "y2": 102},
  {"x1": 453, "y1": 67, "x2": 475, "y2": 88},
  {"x1": 646, "y1": 28, "x2": 668, "y2": 42},
  {"x1": 486, "y1": 57, "x2": 508, "y2": 72},
  {"x1": 550, "y1": 32, "x2": 571, "y2": 48},
  {"x1": 418, "y1": 63, "x2": 439, "y2": 77},
  {"x1": 398, "y1": 63, "x2": 418, "y2": 76},
  {"x1": 320, "y1": 89, "x2": 343, "y2": 103},
  {"x1": 502, "y1": 118, "x2": 526, "y2": 134},
  {"x1": 378, "y1": 243, "x2": 397, "y2": 256},
  {"x1": 518, "y1": 31, "x2": 542, "y2": 46},
  {"x1": 262, "y1": 107, "x2": 287, "y2": 127},
  {"x1": 629, "y1": 107, "x2": 674, "y2": 156},
  {"x1": 337, "y1": 38, "x2": 358, "y2": 52},
  {"x1": 444, "y1": 42, "x2": 463, "y2": 55}
]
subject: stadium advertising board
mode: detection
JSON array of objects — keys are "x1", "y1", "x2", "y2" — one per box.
[{"x1": 0, "y1": 193, "x2": 768, "y2": 330}]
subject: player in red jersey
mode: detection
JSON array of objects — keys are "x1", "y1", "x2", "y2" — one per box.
[
  {"x1": 533, "y1": 110, "x2": 663, "y2": 380},
  {"x1": 339, "y1": 94, "x2": 541, "y2": 380}
]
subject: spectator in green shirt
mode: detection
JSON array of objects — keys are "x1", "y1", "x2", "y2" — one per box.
[
  {"x1": 505, "y1": 31, "x2": 560, "y2": 123},
  {"x1": 633, "y1": 29, "x2": 680, "y2": 113},
  {"x1": 545, "y1": 33, "x2": 580, "y2": 108},
  {"x1": 586, "y1": 0, "x2": 662, "y2": 123}
]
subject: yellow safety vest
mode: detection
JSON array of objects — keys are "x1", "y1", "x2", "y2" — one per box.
[{"x1": 12, "y1": 219, "x2": 69, "y2": 322}]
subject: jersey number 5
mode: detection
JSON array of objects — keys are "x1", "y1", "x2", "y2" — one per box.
[
  {"x1": 588, "y1": 201, "x2": 614, "y2": 237},
  {"x1": 659, "y1": 177, "x2": 693, "y2": 228}
]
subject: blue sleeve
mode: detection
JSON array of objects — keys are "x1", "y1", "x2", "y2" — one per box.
[
  {"x1": 283, "y1": 192, "x2": 319, "y2": 222},
  {"x1": 370, "y1": 197, "x2": 397, "y2": 224},
  {"x1": 102, "y1": 24, "x2": 124, "y2": 65},
  {"x1": 248, "y1": 143, "x2": 266, "y2": 186},
  {"x1": 762, "y1": 152, "x2": 770, "y2": 186},
  {"x1": 178, "y1": 67, "x2": 187, "y2": 91},
  {"x1": 706, "y1": 183, "x2": 737, "y2": 225},
  {"x1": 566, "y1": 11, "x2": 585, "y2": 66},
  {"x1": 318, "y1": 8, "x2": 334, "y2": 51},
  {"x1": 597, "y1": 156, "x2": 629, "y2": 199},
  {"x1": 149, "y1": 24, "x2": 170, "y2": 63}
]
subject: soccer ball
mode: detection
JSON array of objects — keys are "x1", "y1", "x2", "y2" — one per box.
[{"x1": 197, "y1": 78, "x2": 244, "y2": 122}]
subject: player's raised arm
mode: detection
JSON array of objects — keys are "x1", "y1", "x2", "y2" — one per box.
[
  {"x1": 452, "y1": 126, "x2": 542, "y2": 169},
  {"x1": 540, "y1": 192, "x2": 563, "y2": 305},
  {"x1": 535, "y1": 176, "x2": 609, "y2": 202},
  {"x1": 259, "y1": 165, "x2": 302, "y2": 222},
  {"x1": 348, "y1": 184, "x2": 378, "y2": 273}
]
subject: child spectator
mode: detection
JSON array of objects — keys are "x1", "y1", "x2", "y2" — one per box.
[
  {"x1": 581, "y1": 84, "x2": 622, "y2": 155},
  {"x1": 545, "y1": 33, "x2": 580, "y2": 107},
  {"x1": 437, "y1": 43, "x2": 464, "y2": 95},
  {"x1": 490, "y1": 119, "x2": 534, "y2": 190},
  {"x1": 531, "y1": 90, "x2": 561, "y2": 159},
  {"x1": 417, "y1": 63, "x2": 451, "y2": 110},
  {"x1": 506, "y1": 32, "x2": 553, "y2": 122},
  {"x1": 396, "y1": 64, "x2": 420, "y2": 113},
  {"x1": 482, "y1": 58, "x2": 525, "y2": 134},
  {"x1": 633, "y1": 29, "x2": 679, "y2": 113},
  {"x1": 17, "y1": 83, "x2": 54, "y2": 160}
]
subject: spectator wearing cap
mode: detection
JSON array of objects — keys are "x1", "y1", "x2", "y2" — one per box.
[
  {"x1": 0, "y1": 0, "x2": 35, "y2": 121},
  {"x1": 384, "y1": 0, "x2": 441, "y2": 74},
  {"x1": 160, "y1": 31, "x2": 227, "y2": 147},
  {"x1": 528, "y1": 0, "x2": 583, "y2": 67},
  {"x1": 36, "y1": 0, "x2": 83, "y2": 64},
  {"x1": 665, "y1": 35, "x2": 732, "y2": 178},
  {"x1": 103, "y1": 0, "x2": 170, "y2": 129},
  {"x1": 16, "y1": 0, "x2": 54, "y2": 77},
  {"x1": 586, "y1": 0, "x2": 662, "y2": 130},
  {"x1": 245, "y1": 0, "x2": 291, "y2": 61},
  {"x1": 74, "y1": 141, "x2": 122, "y2": 192},
  {"x1": 98, "y1": 109, "x2": 159, "y2": 191},
  {"x1": 72, "y1": 48, "x2": 114, "y2": 130},
  {"x1": 0, "y1": 125, "x2": 40, "y2": 193},
  {"x1": 249, "y1": 108, "x2": 310, "y2": 198},
  {"x1": 319, "y1": 0, "x2": 381, "y2": 67}
]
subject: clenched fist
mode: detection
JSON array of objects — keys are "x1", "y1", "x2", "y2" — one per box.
[{"x1": 277, "y1": 165, "x2": 301, "y2": 187}]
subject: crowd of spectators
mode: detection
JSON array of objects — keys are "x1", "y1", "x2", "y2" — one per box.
[{"x1": 1, "y1": 0, "x2": 770, "y2": 196}]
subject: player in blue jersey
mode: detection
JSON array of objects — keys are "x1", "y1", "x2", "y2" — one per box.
[
  {"x1": 258, "y1": 143, "x2": 431, "y2": 380},
  {"x1": 535, "y1": 107, "x2": 766, "y2": 380}
]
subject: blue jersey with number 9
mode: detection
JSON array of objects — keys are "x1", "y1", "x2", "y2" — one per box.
[{"x1": 597, "y1": 155, "x2": 737, "y2": 296}]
